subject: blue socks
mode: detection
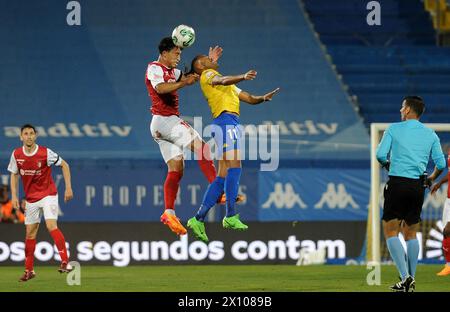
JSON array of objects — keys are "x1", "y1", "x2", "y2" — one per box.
[
  {"x1": 225, "y1": 168, "x2": 242, "y2": 217},
  {"x1": 195, "y1": 177, "x2": 225, "y2": 221},
  {"x1": 386, "y1": 237, "x2": 409, "y2": 280},
  {"x1": 406, "y1": 239, "x2": 419, "y2": 278},
  {"x1": 194, "y1": 167, "x2": 242, "y2": 221}
]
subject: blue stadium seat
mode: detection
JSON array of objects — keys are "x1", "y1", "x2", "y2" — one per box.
[{"x1": 303, "y1": 0, "x2": 450, "y2": 128}]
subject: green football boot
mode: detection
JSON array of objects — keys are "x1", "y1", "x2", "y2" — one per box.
[
  {"x1": 222, "y1": 214, "x2": 248, "y2": 231},
  {"x1": 187, "y1": 217, "x2": 209, "y2": 242}
]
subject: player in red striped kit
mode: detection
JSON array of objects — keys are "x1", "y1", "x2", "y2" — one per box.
[
  {"x1": 431, "y1": 151, "x2": 450, "y2": 276},
  {"x1": 145, "y1": 37, "x2": 222, "y2": 236},
  {"x1": 8, "y1": 124, "x2": 74, "y2": 282}
]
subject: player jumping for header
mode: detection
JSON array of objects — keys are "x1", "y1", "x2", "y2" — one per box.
[
  {"x1": 186, "y1": 53, "x2": 280, "y2": 242},
  {"x1": 146, "y1": 37, "x2": 242, "y2": 236}
]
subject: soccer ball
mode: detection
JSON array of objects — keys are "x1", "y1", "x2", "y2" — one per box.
[{"x1": 171, "y1": 25, "x2": 195, "y2": 48}]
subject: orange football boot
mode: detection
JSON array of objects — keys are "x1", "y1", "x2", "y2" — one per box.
[
  {"x1": 160, "y1": 211, "x2": 187, "y2": 236},
  {"x1": 437, "y1": 265, "x2": 450, "y2": 276}
]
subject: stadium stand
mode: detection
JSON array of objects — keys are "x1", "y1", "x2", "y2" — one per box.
[
  {"x1": 0, "y1": 0, "x2": 369, "y2": 160},
  {"x1": 0, "y1": 0, "x2": 373, "y2": 223},
  {"x1": 303, "y1": 0, "x2": 450, "y2": 128}
]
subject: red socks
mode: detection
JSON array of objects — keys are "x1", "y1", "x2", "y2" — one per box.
[
  {"x1": 164, "y1": 171, "x2": 182, "y2": 210},
  {"x1": 443, "y1": 237, "x2": 450, "y2": 263},
  {"x1": 50, "y1": 229, "x2": 69, "y2": 263},
  {"x1": 196, "y1": 143, "x2": 216, "y2": 183},
  {"x1": 25, "y1": 239, "x2": 36, "y2": 272},
  {"x1": 163, "y1": 143, "x2": 216, "y2": 212},
  {"x1": 24, "y1": 230, "x2": 68, "y2": 271}
]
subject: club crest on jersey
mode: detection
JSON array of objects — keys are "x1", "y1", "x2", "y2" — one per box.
[
  {"x1": 37, "y1": 161, "x2": 42, "y2": 168},
  {"x1": 20, "y1": 169, "x2": 25, "y2": 176}
]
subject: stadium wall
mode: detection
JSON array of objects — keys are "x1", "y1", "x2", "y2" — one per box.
[
  {"x1": 0, "y1": 160, "x2": 445, "y2": 223},
  {"x1": 0, "y1": 159, "x2": 374, "y2": 222}
]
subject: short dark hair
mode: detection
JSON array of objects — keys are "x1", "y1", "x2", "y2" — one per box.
[
  {"x1": 158, "y1": 37, "x2": 178, "y2": 54},
  {"x1": 403, "y1": 95, "x2": 425, "y2": 117},
  {"x1": 20, "y1": 124, "x2": 36, "y2": 133}
]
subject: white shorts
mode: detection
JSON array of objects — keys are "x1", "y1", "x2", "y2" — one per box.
[
  {"x1": 25, "y1": 195, "x2": 59, "y2": 225},
  {"x1": 150, "y1": 115, "x2": 201, "y2": 163},
  {"x1": 443, "y1": 198, "x2": 450, "y2": 224}
]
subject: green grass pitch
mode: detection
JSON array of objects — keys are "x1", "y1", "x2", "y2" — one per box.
[{"x1": 0, "y1": 265, "x2": 449, "y2": 292}]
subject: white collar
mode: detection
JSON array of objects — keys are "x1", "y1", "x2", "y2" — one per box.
[{"x1": 23, "y1": 144, "x2": 39, "y2": 157}]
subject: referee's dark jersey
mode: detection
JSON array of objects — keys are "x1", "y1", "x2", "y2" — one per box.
[{"x1": 376, "y1": 120, "x2": 446, "y2": 224}]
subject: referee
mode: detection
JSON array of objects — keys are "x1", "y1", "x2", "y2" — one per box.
[{"x1": 376, "y1": 96, "x2": 446, "y2": 292}]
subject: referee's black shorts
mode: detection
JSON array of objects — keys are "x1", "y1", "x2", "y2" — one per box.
[{"x1": 382, "y1": 176, "x2": 425, "y2": 225}]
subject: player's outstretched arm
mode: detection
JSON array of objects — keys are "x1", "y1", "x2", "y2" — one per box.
[
  {"x1": 61, "y1": 160, "x2": 73, "y2": 203},
  {"x1": 239, "y1": 88, "x2": 280, "y2": 105},
  {"x1": 10, "y1": 173, "x2": 20, "y2": 209},
  {"x1": 211, "y1": 70, "x2": 257, "y2": 86},
  {"x1": 155, "y1": 74, "x2": 199, "y2": 94}
]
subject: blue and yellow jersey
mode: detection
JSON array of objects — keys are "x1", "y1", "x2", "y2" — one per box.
[{"x1": 199, "y1": 69, "x2": 241, "y2": 118}]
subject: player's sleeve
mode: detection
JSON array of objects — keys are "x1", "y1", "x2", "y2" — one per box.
[
  {"x1": 431, "y1": 132, "x2": 446, "y2": 170},
  {"x1": 174, "y1": 68, "x2": 182, "y2": 82},
  {"x1": 376, "y1": 126, "x2": 392, "y2": 165},
  {"x1": 147, "y1": 64, "x2": 165, "y2": 88},
  {"x1": 203, "y1": 69, "x2": 218, "y2": 85},
  {"x1": 234, "y1": 86, "x2": 242, "y2": 95},
  {"x1": 47, "y1": 148, "x2": 63, "y2": 167},
  {"x1": 7, "y1": 152, "x2": 18, "y2": 174}
]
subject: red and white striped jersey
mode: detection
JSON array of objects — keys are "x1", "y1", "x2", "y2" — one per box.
[
  {"x1": 7, "y1": 145, "x2": 62, "y2": 203},
  {"x1": 145, "y1": 61, "x2": 182, "y2": 116}
]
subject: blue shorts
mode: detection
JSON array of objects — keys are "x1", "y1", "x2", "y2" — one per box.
[{"x1": 211, "y1": 112, "x2": 242, "y2": 157}]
